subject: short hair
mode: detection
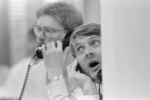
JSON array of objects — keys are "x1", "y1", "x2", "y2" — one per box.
[
  {"x1": 70, "y1": 23, "x2": 101, "y2": 57},
  {"x1": 37, "y1": 2, "x2": 83, "y2": 32}
]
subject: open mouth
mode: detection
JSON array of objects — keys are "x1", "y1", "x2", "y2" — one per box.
[{"x1": 89, "y1": 60, "x2": 100, "y2": 68}]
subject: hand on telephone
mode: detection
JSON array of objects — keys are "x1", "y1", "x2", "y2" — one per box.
[
  {"x1": 66, "y1": 59, "x2": 97, "y2": 95},
  {"x1": 41, "y1": 40, "x2": 70, "y2": 79}
]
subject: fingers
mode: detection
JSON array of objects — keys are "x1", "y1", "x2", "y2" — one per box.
[
  {"x1": 50, "y1": 41, "x2": 55, "y2": 51},
  {"x1": 43, "y1": 40, "x2": 63, "y2": 52},
  {"x1": 50, "y1": 40, "x2": 63, "y2": 52},
  {"x1": 41, "y1": 44, "x2": 46, "y2": 56},
  {"x1": 56, "y1": 40, "x2": 62, "y2": 51}
]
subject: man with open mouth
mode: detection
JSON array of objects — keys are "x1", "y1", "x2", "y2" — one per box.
[{"x1": 66, "y1": 23, "x2": 102, "y2": 100}]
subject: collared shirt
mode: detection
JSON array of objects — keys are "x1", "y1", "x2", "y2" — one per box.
[{"x1": 45, "y1": 76, "x2": 101, "y2": 100}]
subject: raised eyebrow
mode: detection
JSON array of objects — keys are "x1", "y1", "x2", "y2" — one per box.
[
  {"x1": 89, "y1": 36, "x2": 100, "y2": 41},
  {"x1": 88, "y1": 37, "x2": 101, "y2": 45}
]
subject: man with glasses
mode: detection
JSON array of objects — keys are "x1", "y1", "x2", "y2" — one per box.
[
  {"x1": 0, "y1": 2, "x2": 83, "y2": 100},
  {"x1": 33, "y1": 26, "x2": 68, "y2": 46}
]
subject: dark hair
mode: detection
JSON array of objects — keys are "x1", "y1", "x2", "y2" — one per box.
[{"x1": 70, "y1": 23, "x2": 101, "y2": 57}]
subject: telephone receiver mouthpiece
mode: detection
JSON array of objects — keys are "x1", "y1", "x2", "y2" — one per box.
[{"x1": 35, "y1": 46, "x2": 43, "y2": 59}]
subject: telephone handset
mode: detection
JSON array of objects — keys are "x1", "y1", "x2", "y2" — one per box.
[
  {"x1": 35, "y1": 31, "x2": 71, "y2": 59},
  {"x1": 35, "y1": 46, "x2": 43, "y2": 59},
  {"x1": 35, "y1": 40, "x2": 69, "y2": 59}
]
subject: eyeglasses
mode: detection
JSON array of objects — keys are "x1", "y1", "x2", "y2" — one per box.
[{"x1": 34, "y1": 25, "x2": 66, "y2": 38}]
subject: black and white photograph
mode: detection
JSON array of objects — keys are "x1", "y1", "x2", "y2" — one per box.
[{"x1": 0, "y1": 0, "x2": 150, "y2": 100}]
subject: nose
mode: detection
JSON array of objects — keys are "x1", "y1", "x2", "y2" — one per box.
[
  {"x1": 85, "y1": 47, "x2": 95, "y2": 59},
  {"x1": 36, "y1": 31, "x2": 45, "y2": 44}
]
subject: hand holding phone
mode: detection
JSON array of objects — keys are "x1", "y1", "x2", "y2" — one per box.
[
  {"x1": 66, "y1": 59, "x2": 97, "y2": 95},
  {"x1": 42, "y1": 41, "x2": 70, "y2": 78},
  {"x1": 35, "y1": 38, "x2": 69, "y2": 59}
]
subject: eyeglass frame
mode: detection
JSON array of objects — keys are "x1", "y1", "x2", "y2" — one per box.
[{"x1": 33, "y1": 25, "x2": 67, "y2": 38}]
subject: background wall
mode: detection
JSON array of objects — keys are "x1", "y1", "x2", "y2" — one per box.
[
  {"x1": 101, "y1": 0, "x2": 150, "y2": 99},
  {"x1": 1, "y1": 0, "x2": 150, "y2": 99},
  {"x1": 84, "y1": 0, "x2": 100, "y2": 24},
  {"x1": 0, "y1": 0, "x2": 10, "y2": 65}
]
